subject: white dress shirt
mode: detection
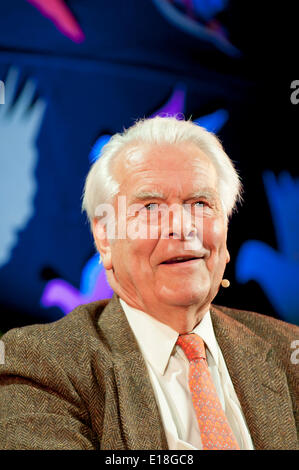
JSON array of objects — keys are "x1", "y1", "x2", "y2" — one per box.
[{"x1": 120, "y1": 298, "x2": 254, "y2": 450}]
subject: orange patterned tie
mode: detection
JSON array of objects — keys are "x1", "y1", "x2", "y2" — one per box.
[{"x1": 176, "y1": 333, "x2": 240, "y2": 450}]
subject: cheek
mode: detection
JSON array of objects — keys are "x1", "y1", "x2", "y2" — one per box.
[
  {"x1": 114, "y1": 238, "x2": 157, "y2": 274},
  {"x1": 202, "y1": 218, "x2": 227, "y2": 254},
  {"x1": 127, "y1": 239, "x2": 160, "y2": 286},
  {"x1": 130, "y1": 237, "x2": 158, "y2": 257}
]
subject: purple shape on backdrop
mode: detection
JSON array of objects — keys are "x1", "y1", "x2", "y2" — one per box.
[
  {"x1": 41, "y1": 279, "x2": 81, "y2": 314},
  {"x1": 150, "y1": 84, "x2": 186, "y2": 117},
  {"x1": 86, "y1": 266, "x2": 114, "y2": 303},
  {"x1": 41, "y1": 268, "x2": 113, "y2": 315}
]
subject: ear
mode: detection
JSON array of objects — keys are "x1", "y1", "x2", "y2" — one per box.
[
  {"x1": 92, "y1": 218, "x2": 113, "y2": 270},
  {"x1": 226, "y1": 248, "x2": 230, "y2": 264}
]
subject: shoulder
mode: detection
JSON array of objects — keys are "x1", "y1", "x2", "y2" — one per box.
[
  {"x1": 1, "y1": 299, "x2": 109, "y2": 347},
  {"x1": 0, "y1": 299, "x2": 113, "y2": 384},
  {"x1": 213, "y1": 304, "x2": 298, "y2": 340},
  {"x1": 212, "y1": 304, "x2": 299, "y2": 367}
]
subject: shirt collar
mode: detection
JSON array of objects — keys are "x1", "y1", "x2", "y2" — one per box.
[
  {"x1": 120, "y1": 298, "x2": 219, "y2": 375},
  {"x1": 193, "y1": 309, "x2": 219, "y2": 367},
  {"x1": 120, "y1": 298, "x2": 178, "y2": 375}
]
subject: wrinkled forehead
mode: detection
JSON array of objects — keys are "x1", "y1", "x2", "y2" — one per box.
[{"x1": 111, "y1": 141, "x2": 218, "y2": 192}]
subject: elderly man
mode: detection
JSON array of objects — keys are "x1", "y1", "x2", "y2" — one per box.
[{"x1": 0, "y1": 117, "x2": 298, "y2": 450}]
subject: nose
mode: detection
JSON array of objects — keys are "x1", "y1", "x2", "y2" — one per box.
[
  {"x1": 184, "y1": 226, "x2": 198, "y2": 239},
  {"x1": 165, "y1": 204, "x2": 198, "y2": 240}
]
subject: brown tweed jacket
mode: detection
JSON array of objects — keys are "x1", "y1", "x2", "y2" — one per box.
[{"x1": 0, "y1": 294, "x2": 298, "y2": 450}]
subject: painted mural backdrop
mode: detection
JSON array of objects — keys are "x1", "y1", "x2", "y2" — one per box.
[{"x1": 0, "y1": 0, "x2": 298, "y2": 332}]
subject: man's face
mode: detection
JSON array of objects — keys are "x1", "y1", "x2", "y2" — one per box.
[{"x1": 94, "y1": 141, "x2": 230, "y2": 313}]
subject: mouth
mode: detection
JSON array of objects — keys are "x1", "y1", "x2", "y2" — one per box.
[{"x1": 161, "y1": 256, "x2": 203, "y2": 265}]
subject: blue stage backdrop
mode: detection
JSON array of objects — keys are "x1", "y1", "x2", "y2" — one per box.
[{"x1": 0, "y1": 0, "x2": 298, "y2": 333}]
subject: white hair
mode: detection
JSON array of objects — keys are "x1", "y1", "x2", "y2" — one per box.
[{"x1": 82, "y1": 116, "x2": 242, "y2": 225}]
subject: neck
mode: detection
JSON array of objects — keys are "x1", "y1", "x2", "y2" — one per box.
[
  {"x1": 106, "y1": 270, "x2": 211, "y2": 333},
  {"x1": 119, "y1": 291, "x2": 210, "y2": 334}
]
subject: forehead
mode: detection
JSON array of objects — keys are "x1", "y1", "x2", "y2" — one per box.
[{"x1": 112, "y1": 141, "x2": 218, "y2": 197}]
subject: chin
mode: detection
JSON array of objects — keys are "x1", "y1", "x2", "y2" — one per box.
[{"x1": 156, "y1": 285, "x2": 208, "y2": 307}]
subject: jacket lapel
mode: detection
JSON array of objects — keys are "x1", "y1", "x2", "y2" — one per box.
[
  {"x1": 98, "y1": 294, "x2": 168, "y2": 450},
  {"x1": 211, "y1": 306, "x2": 298, "y2": 450}
]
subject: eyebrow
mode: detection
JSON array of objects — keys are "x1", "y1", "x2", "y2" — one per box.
[
  {"x1": 131, "y1": 188, "x2": 219, "y2": 203},
  {"x1": 131, "y1": 190, "x2": 166, "y2": 203},
  {"x1": 185, "y1": 189, "x2": 219, "y2": 201}
]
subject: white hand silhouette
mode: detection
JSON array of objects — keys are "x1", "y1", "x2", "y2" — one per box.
[{"x1": 0, "y1": 67, "x2": 46, "y2": 267}]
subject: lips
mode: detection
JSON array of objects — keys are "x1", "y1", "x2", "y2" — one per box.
[{"x1": 161, "y1": 255, "x2": 202, "y2": 264}]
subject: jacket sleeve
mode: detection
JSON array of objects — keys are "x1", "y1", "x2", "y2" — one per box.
[{"x1": 0, "y1": 324, "x2": 99, "y2": 450}]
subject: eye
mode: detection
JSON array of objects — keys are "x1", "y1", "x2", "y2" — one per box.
[
  {"x1": 193, "y1": 200, "x2": 207, "y2": 207},
  {"x1": 144, "y1": 202, "x2": 159, "y2": 211}
]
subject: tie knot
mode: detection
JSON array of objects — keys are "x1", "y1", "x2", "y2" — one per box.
[{"x1": 176, "y1": 333, "x2": 206, "y2": 362}]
